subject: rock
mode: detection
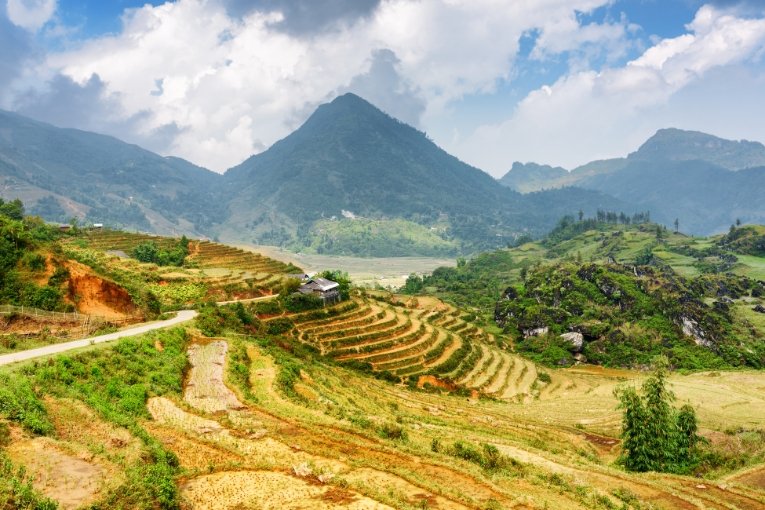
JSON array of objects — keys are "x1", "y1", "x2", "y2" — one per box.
[
  {"x1": 292, "y1": 462, "x2": 312, "y2": 477},
  {"x1": 560, "y1": 332, "x2": 584, "y2": 352},
  {"x1": 680, "y1": 316, "x2": 713, "y2": 348},
  {"x1": 573, "y1": 353, "x2": 587, "y2": 363},
  {"x1": 523, "y1": 326, "x2": 549, "y2": 338},
  {"x1": 753, "y1": 304, "x2": 765, "y2": 314}
]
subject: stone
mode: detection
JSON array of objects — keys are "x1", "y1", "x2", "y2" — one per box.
[
  {"x1": 560, "y1": 332, "x2": 584, "y2": 352},
  {"x1": 523, "y1": 326, "x2": 549, "y2": 338}
]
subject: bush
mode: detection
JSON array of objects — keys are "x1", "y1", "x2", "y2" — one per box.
[
  {"x1": 377, "y1": 423, "x2": 407, "y2": 441},
  {"x1": 266, "y1": 318, "x2": 294, "y2": 335},
  {"x1": 615, "y1": 357, "x2": 703, "y2": 474},
  {"x1": 0, "y1": 374, "x2": 54, "y2": 435},
  {"x1": 282, "y1": 292, "x2": 323, "y2": 313},
  {"x1": 132, "y1": 237, "x2": 189, "y2": 267}
]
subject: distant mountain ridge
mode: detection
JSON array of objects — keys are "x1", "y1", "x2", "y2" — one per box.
[
  {"x1": 5, "y1": 96, "x2": 760, "y2": 251},
  {"x1": 628, "y1": 128, "x2": 765, "y2": 170},
  {"x1": 497, "y1": 128, "x2": 765, "y2": 235},
  {"x1": 0, "y1": 109, "x2": 225, "y2": 235}
]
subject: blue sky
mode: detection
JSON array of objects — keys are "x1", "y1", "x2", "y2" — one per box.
[{"x1": 2, "y1": 0, "x2": 765, "y2": 174}]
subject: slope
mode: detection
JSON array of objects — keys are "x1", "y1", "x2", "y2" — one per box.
[
  {"x1": 0, "y1": 109, "x2": 225, "y2": 235},
  {"x1": 496, "y1": 128, "x2": 765, "y2": 235},
  {"x1": 220, "y1": 93, "x2": 624, "y2": 254}
]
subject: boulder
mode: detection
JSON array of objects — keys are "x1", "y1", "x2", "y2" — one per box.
[
  {"x1": 753, "y1": 304, "x2": 765, "y2": 314},
  {"x1": 560, "y1": 332, "x2": 584, "y2": 352},
  {"x1": 523, "y1": 326, "x2": 549, "y2": 338},
  {"x1": 680, "y1": 316, "x2": 712, "y2": 348}
]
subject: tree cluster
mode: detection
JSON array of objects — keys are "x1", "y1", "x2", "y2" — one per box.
[
  {"x1": 132, "y1": 237, "x2": 189, "y2": 266},
  {"x1": 616, "y1": 358, "x2": 702, "y2": 474}
]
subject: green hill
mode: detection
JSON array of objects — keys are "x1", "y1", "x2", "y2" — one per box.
[
  {"x1": 498, "y1": 162, "x2": 568, "y2": 192},
  {"x1": 405, "y1": 216, "x2": 765, "y2": 369}
]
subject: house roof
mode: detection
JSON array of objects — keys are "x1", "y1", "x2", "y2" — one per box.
[
  {"x1": 299, "y1": 277, "x2": 339, "y2": 293},
  {"x1": 310, "y1": 277, "x2": 339, "y2": 291}
]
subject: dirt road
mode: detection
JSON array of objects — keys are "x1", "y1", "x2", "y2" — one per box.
[{"x1": 0, "y1": 310, "x2": 198, "y2": 367}]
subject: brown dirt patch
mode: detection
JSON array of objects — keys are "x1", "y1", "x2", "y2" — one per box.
[
  {"x1": 582, "y1": 432, "x2": 620, "y2": 453},
  {"x1": 731, "y1": 465, "x2": 765, "y2": 489},
  {"x1": 0, "y1": 314, "x2": 81, "y2": 337},
  {"x1": 45, "y1": 397, "x2": 142, "y2": 464},
  {"x1": 417, "y1": 375, "x2": 459, "y2": 392},
  {"x1": 181, "y1": 470, "x2": 393, "y2": 509},
  {"x1": 65, "y1": 260, "x2": 137, "y2": 318},
  {"x1": 6, "y1": 436, "x2": 113, "y2": 510}
]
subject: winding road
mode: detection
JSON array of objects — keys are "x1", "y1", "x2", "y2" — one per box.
[
  {"x1": 0, "y1": 310, "x2": 199, "y2": 367},
  {"x1": 0, "y1": 294, "x2": 280, "y2": 368}
]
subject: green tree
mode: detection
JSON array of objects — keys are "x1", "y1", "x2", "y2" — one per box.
[{"x1": 615, "y1": 357, "x2": 703, "y2": 474}]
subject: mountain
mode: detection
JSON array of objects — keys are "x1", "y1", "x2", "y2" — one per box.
[
  {"x1": 0, "y1": 97, "x2": 625, "y2": 255},
  {"x1": 628, "y1": 128, "x2": 765, "y2": 170},
  {"x1": 496, "y1": 128, "x2": 765, "y2": 235},
  {"x1": 0, "y1": 109, "x2": 225, "y2": 234},
  {"x1": 498, "y1": 162, "x2": 567, "y2": 192},
  {"x1": 220, "y1": 93, "x2": 623, "y2": 254}
]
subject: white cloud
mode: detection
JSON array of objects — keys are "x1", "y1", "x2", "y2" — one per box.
[
  {"x1": 9, "y1": 0, "x2": 628, "y2": 171},
  {"x1": 7, "y1": 0, "x2": 763, "y2": 177},
  {"x1": 452, "y1": 5, "x2": 765, "y2": 175},
  {"x1": 6, "y1": 0, "x2": 56, "y2": 31}
]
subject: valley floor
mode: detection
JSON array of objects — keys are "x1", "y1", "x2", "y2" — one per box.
[{"x1": 238, "y1": 243, "x2": 456, "y2": 289}]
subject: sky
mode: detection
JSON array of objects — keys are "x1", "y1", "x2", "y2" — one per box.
[{"x1": 2, "y1": 0, "x2": 765, "y2": 176}]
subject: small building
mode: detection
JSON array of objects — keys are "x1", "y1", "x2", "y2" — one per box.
[{"x1": 298, "y1": 277, "x2": 341, "y2": 304}]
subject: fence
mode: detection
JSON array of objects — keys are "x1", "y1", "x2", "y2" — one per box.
[{"x1": 0, "y1": 305, "x2": 87, "y2": 322}]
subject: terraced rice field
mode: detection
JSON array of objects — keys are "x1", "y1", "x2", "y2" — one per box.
[
  {"x1": 275, "y1": 294, "x2": 577, "y2": 401},
  {"x1": 81, "y1": 230, "x2": 296, "y2": 295},
  {"x1": 168, "y1": 336, "x2": 765, "y2": 510}
]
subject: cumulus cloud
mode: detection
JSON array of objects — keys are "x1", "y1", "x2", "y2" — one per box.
[
  {"x1": 453, "y1": 5, "x2": 765, "y2": 175},
  {"x1": 337, "y1": 49, "x2": 425, "y2": 127},
  {"x1": 223, "y1": 0, "x2": 381, "y2": 34},
  {"x1": 12, "y1": 73, "x2": 185, "y2": 154},
  {"x1": 6, "y1": 0, "x2": 56, "y2": 31},
  {"x1": 0, "y1": 8, "x2": 35, "y2": 96},
  {"x1": 3, "y1": 0, "x2": 763, "y2": 177},
  {"x1": 7, "y1": 0, "x2": 625, "y2": 171}
]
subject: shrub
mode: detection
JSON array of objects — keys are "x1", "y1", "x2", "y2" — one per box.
[
  {"x1": 615, "y1": 356, "x2": 703, "y2": 474},
  {"x1": 266, "y1": 317, "x2": 294, "y2": 335},
  {"x1": 377, "y1": 423, "x2": 407, "y2": 441},
  {"x1": 0, "y1": 374, "x2": 54, "y2": 435},
  {"x1": 282, "y1": 292, "x2": 323, "y2": 313}
]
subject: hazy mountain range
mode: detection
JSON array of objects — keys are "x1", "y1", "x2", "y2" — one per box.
[
  {"x1": 1, "y1": 94, "x2": 763, "y2": 255},
  {"x1": 499, "y1": 128, "x2": 765, "y2": 234}
]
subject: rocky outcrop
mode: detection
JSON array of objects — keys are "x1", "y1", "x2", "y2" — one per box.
[
  {"x1": 680, "y1": 316, "x2": 712, "y2": 348},
  {"x1": 523, "y1": 327, "x2": 549, "y2": 338},
  {"x1": 560, "y1": 332, "x2": 584, "y2": 352}
]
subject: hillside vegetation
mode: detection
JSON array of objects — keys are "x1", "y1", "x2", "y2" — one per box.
[
  {"x1": 1, "y1": 223, "x2": 765, "y2": 509},
  {"x1": 405, "y1": 215, "x2": 765, "y2": 370}
]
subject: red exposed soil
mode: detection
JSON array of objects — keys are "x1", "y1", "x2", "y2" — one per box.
[
  {"x1": 417, "y1": 375, "x2": 459, "y2": 391},
  {"x1": 65, "y1": 261, "x2": 137, "y2": 319}
]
